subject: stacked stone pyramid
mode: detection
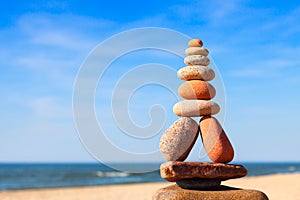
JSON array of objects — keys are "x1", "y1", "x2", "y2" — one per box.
[{"x1": 152, "y1": 39, "x2": 269, "y2": 200}]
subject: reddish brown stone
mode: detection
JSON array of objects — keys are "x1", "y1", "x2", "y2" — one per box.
[
  {"x1": 200, "y1": 116, "x2": 234, "y2": 163},
  {"x1": 152, "y1": 184, "x2": 269, "y2": 200},
  {"x1": 160, "y1": 161, "x2": 247, "y2": 182},
  {"x1": 178, "y1": 80, "x2": 216, "y2": 100}
]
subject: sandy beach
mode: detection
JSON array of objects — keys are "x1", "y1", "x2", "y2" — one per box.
[{"x1": 0, "y1": 173, "x2": 299, "y2": 200}]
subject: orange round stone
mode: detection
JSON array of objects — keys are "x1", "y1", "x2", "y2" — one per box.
[
  {"x1": 199, "y1": 116, "x2": 234, "y2": 163},
  {"x1": 178, "y1": 80, "x2": 216, "y2": 100},
  {"x1": 188, "y1": 39, "x2": 203, "y2": 47}
]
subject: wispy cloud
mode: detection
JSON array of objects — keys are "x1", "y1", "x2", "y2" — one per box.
[
  {"x1": 0, "y1": 13, "x2": 118, "y2": 95},
  {"x1": 263, "y1": 58, "x2": 300, "y2": 68},
  {"x1": 261, "y1": 6, "x2": 300, "y2": 36},
  {"x1": 27, "y1": 0, "x2": 70, "y2": 11},
  {"x1": 18, "y1": 14, "x2": 113, "y2": 50},
  {"x1": 170, "y1": 0, "x2": 249, "y2": 26},
  {"x1": 28, "y1": 96, "x2": 71, "y2": 120},
  {"x1": 227, "y1": 68, "x2": 268, "y2": 78}
]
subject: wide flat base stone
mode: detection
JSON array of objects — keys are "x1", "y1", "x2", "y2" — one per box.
[
  {"x1": 152, "y1": 184, "x2": 268, "y2": 200},
  {"x1": 161, "y1": 161, "x2": 248, "y2": 182}
]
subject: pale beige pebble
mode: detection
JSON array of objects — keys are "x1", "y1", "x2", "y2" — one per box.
[
  {"x1": 177, "y1": 65, "x2": 215, "y2": 81},
  {"x1": 173, "y1": 100, "x2": 220, "y2": 117},
  {"x1": 188, "y1": 39, "x2": 203, "y2": 47},
  {"x1": 199, "y1": 116, "x2": 234, "y2": 163},
  {"x1": 159, "y1": 117, "x2": 199, "y2": 161},
  {"x1": 185, "y1": 47, "x2": 209, "y2": 56},
  {"x1": 184, "y1": 55, "x2": 210, "y2": 66}
]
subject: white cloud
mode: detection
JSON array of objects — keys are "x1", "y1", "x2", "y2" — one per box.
[
  {"x1": 227, "y1": 55, "x2": 300, "y2": 78},
  {"x1": 170, "y1": 0, "x2": 245, "y2": 25},
  {"x1": 263, "y1": 58, "x2": 300, "y2": 68},
  {"x1": 121, "y1": 14, "x2": 169, "y2": 29},
  {"x1": 0, "y1": 13, "x2": 118, "y2": 93},
  {"x1": 16, "y1": 54, "x2": 76, "y2": 69},
  {"x1": 227, "y1": 68, "x2": 267, "y2": 78},
  {"x1": 28, "y1": 96, "x2": 71, "y2": 120},
  {"x1": 16, "y1": 13, "x2": 114, "y2": 51},
  {"x1": 261, "y1": 6, "x2": 300, "y2": 36},
  {"x1": 28, "y1": 0, "x2": 69, "y2": 10}
]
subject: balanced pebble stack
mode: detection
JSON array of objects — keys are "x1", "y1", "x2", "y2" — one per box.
[{"x1": 153, "y1": 39, "x2": 269, "y2": 200}]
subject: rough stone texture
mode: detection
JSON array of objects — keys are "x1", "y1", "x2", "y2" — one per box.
[
  {"x1": 160, "y1": 117, "x2": 199, "y2": 161},
  {"x1": 185, "y1": 47, "x2": 209, "y2": 56},
  {"x1": 178, "y1": 80, "x2": 216, "y2": 100},
  {"x1": 200, "y1": 116, "x2": 234, "y2": 163},
  {"x1": 173, "y1": 100, "x2": 220, "y2": 117},
  {"x1": 176, "y1": 178, "x2": 221, "y2": 190},
  {"x1": 184, "y1": 55, "x2": 210, "y2": 66},
  {"x1": 188, "y1": 39, "x2": 203, "y2": 47},
  {"x1": 160, "y1": 161, "x2": 247, "y2": 182},
  {"x1": 177, "y1": 65, "x2": 215, "y2": 81},
  {"x1": 152, "y1": 184, "x2": 269, "y2": 200}
]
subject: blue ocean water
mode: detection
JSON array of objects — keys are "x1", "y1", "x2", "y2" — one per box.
[{"x1": 0, "y1": 162, "x2": 299, "y2": 190}]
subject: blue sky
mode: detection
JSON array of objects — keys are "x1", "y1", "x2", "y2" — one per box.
[{"x1": 1, "y1": 0, "x2": 300, "y2": 163}]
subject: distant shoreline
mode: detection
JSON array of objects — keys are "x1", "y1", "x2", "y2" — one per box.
[
  {"x1": 1, "y1": 172, "x2": 299, "y2": 191},
  {"x1": 1, "y1": 162, "x2": 300, "y2": 191}
]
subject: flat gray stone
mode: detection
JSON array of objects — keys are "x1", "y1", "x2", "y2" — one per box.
[{"x1": 176, "y1": 178, "x2": 222, "y2": 189}]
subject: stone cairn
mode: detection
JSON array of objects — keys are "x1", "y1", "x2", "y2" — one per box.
[{"x1": 153, "y1": 39, "x2": 269, "y2": 200}]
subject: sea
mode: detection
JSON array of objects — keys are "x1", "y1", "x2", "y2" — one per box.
[{"x1": 0, "y1": 162, "x2": 299, "y2": 190}]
